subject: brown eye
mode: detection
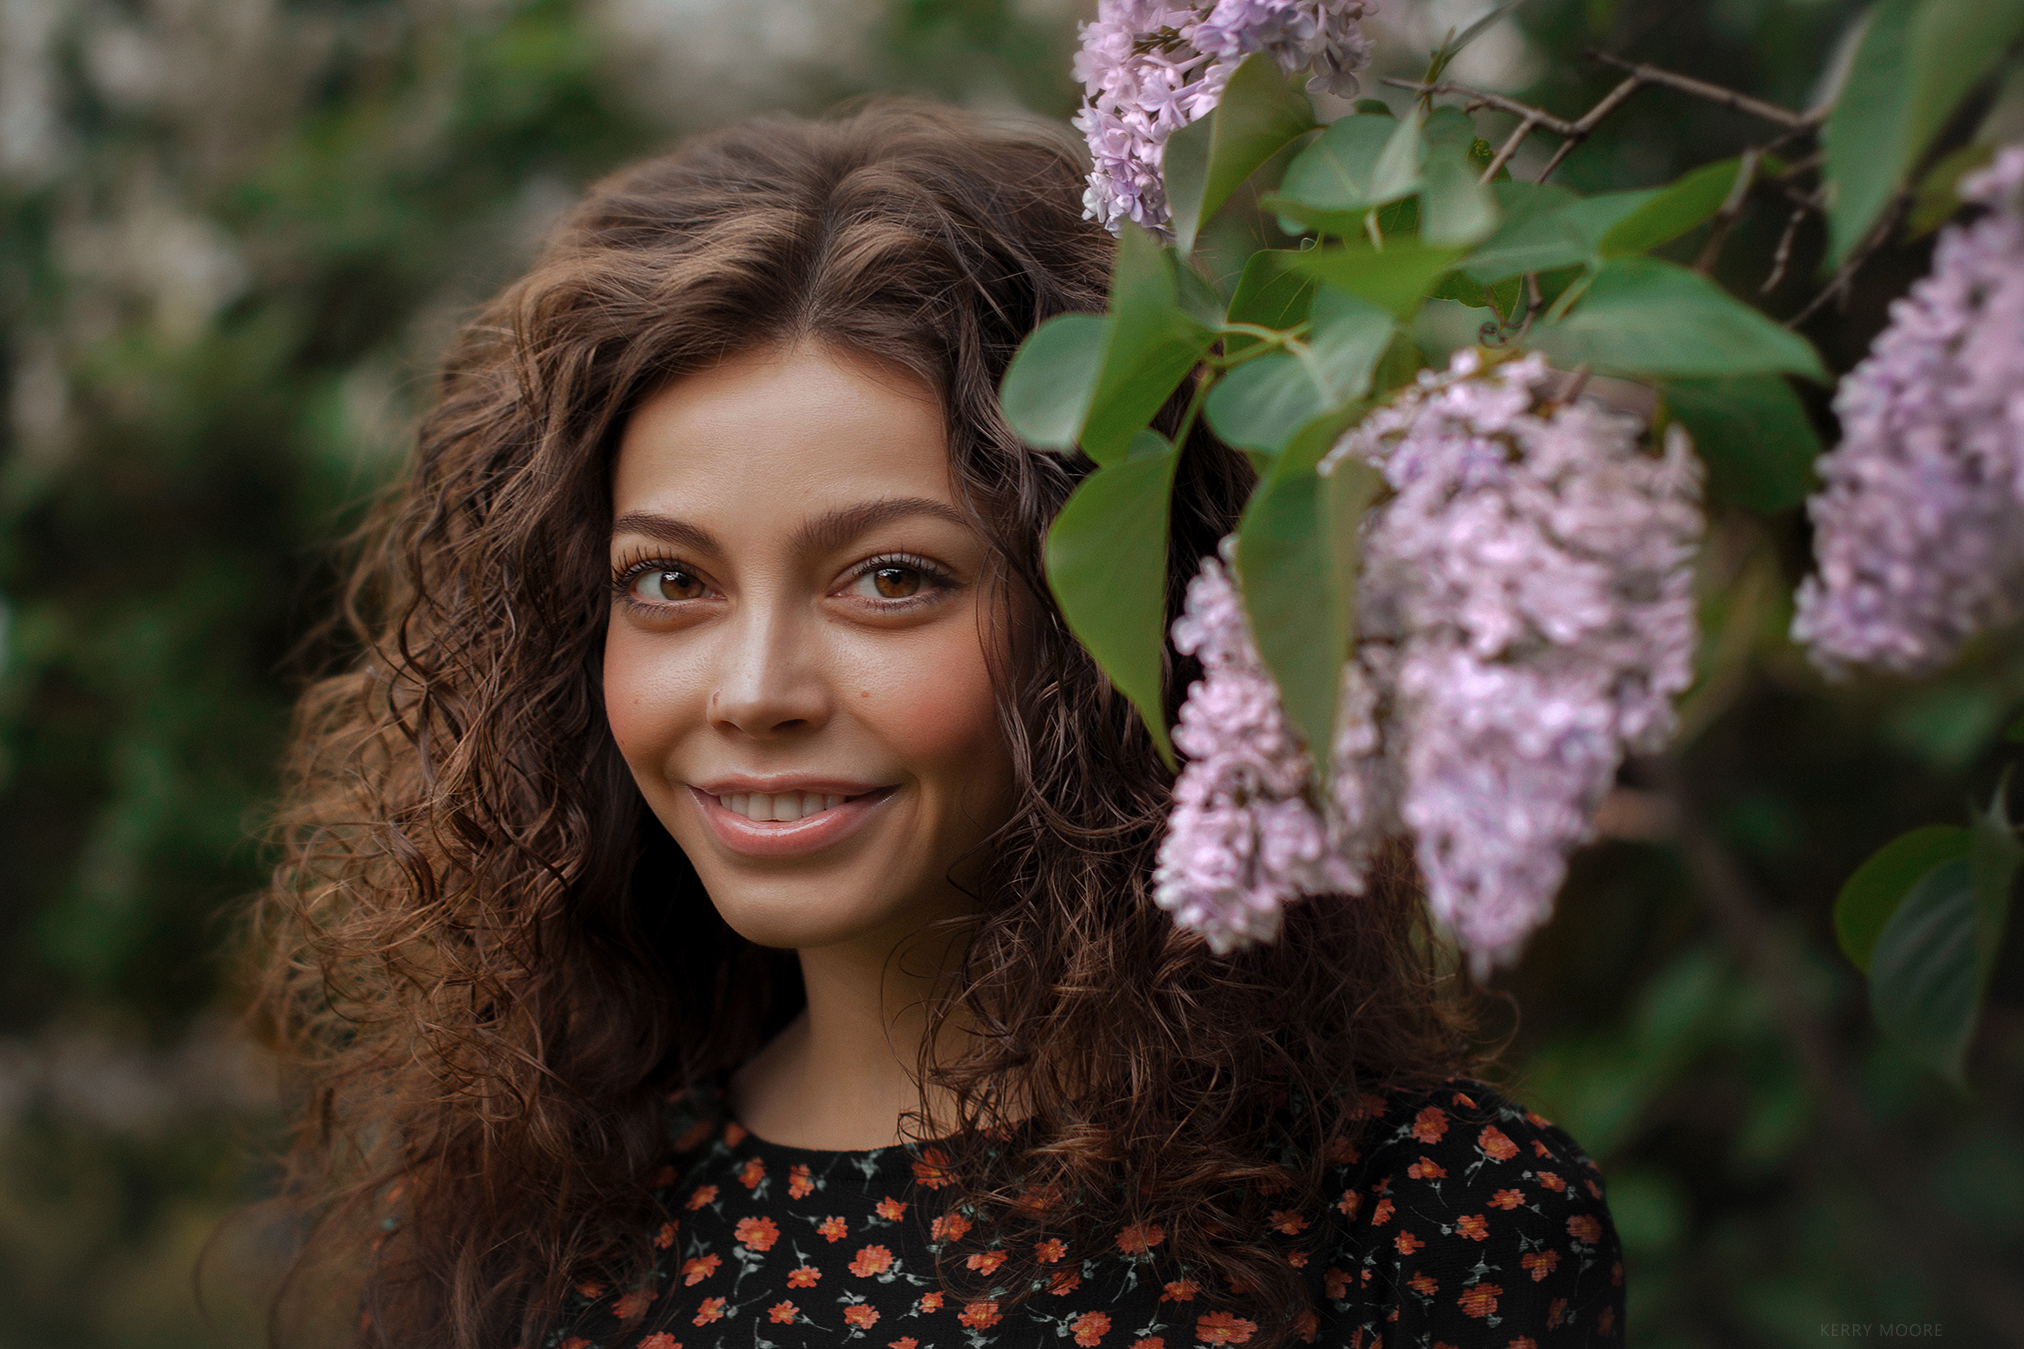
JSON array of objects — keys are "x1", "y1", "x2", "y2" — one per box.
[
  {"x1": 851, "y1": 564, "x2": 926, "y2": 600},
  {"x1": 633, "y1": 567, "x2": 707, "y2": 602}
]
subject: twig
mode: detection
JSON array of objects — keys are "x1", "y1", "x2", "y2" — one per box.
[
  {"x1": 1480, "y1": 111, "x2": 1543, "y2": 184},
  {"x1": 1585, "y1": 50, "x2": 1823, "y2": 129},
  {"x1": 1693, "y1": 147, "x2": 1761, "y2": 273},
  {"x1": 1761, "y1": 204, "x2": 1809, "y2": 294},
  {"x1": 1787, "y1": 191, "x2": 1910, "y2": 327}
]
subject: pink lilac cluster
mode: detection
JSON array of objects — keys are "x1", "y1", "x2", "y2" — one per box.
[
  {"x1": 1336, "y1": 351, "x2": 1703, "y2": 973},
  {"x1": 1791, "y1": 146, "x2": 2024, "y2": 676},
  {"x1": 1157, "y1": 352, "x2": 1703, "y2": 972},
  {"x1": 1073, "y1": 0, "x2": 1375, "y2": 233},
  {"x1": 1152, "y1": 544, "x2": 1363, "y2": 954}
]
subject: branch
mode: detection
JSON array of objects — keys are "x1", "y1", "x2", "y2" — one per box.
[
  {"x1": 1693, "y1": 147, "x2": 1761, "y2": 273},
  {"x1": 1787, "y1": 190, "x2": 1911, "y2": 327},
  {"x1": 1585, "y1": 50, "x2": 1823, "y2": 130}
]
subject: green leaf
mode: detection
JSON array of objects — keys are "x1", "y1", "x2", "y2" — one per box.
[
  {"x1": 1000, "y1": 313, "x2": 1110, "y2": 451},
  {"x1": 1970, "y1": 772, "x2": 2024, "y2": 985},
  {"x1": 1235, "y1": 416, "x2": 1365, "y2": 768},
  {"x1": 1530, "y1": 257, "x2": 1829, "y2": 380},
  {"x1": 1044, "y1": 429, "x2": 1181, "y2": 764},
  {"x1": 1165, "y1": 53, "x2": 1318, "y2": 257},
  {"x1": 1827, "y1": 0, "x2": 2024, "y2": 265},
  {"x1": 1224, "y1": 250, "x2": 1317, "y2": 356},
  {"x1": 1835, "y1": 824, "x2": 1971, "y2": 974},
  {"x1": 1205, "y1": 289, "x2": 1394, "y2": 452},
  {"x1": 1083, "y1": 224, "x2": 1216, "y2": 464},
  {"x1": 1419, "y1": 107, "x2": 1500, "y2": 247},
  {"x1": 1905, "y1": 142, "x2": 1998, "y2": 239},
  {"x1": 1288, "y1": 242, "x2": 1468, "y2": 318},
  {"x1": 1599, "y1": 158, "x2": 1757, "y2": 257},
  {"x1": 1460, "y1": 181, "x2": 1583, "y2": 282},
  {"x1": 1556, "y1": 190, "x2": 1663, "y2": 251},
  {"x1": 1659, "y1": 374, "x2": 1822, "y2": 513},
  {"x1": 1871, "y1": 855, "x2": 1981, "y2": 1087},
  {"x1": 1273, "y1": 112, "x2": 1421, "y2": 216},
  {"x1": 2007, "y1": 708, "x2": 2024, "y2": 742}
]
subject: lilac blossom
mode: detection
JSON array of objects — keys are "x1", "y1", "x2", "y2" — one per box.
[
  {"x1": 1153, "y1": 545, "x2": 1363, "y2": 954},
  {"x1": 1330, "y1": 351, "x2": 1704, "y2": 973},
  {"x1": 1072, "y1": 0, "x2": 1375, "y2": 234},
  {"x1": 1791, "y1": 145, "x2": 2024, "y2": 676}
]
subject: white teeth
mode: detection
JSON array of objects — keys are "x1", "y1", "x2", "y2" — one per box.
[{"x1": 713, "y1": 791, "x2": 853, "y2": 822}]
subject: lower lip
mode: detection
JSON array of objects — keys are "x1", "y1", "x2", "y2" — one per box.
[{"x1": 688, "y1": 786, "x2": 896, "y2": 859}]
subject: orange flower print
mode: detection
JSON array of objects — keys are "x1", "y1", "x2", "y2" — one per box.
[
  {"x1": 918, "y1": 1292, "x2": 945, "y2": 1313},
  {"x1": 1455, "y1": 1214, "x2": 1489, "y2": 1241},
  {"x1": 1477, "y1": 1126, "x2": 1518, "y2": 1161},
  {"x1": 1612, "y1": 1261, "x2": 1624, "y2": 1287},
  {"x1": 1457, "y1": 1282, "x2": 1502, "y2": 1318},
  {"x1": 1295, "y1": 1310, "x2": 1318, "y2": 1344},
  {"x1": 965, "y1": 1250, "x2": 1007, "y2": 1275},
  {"x1": 850, "y1": 1245, "x2": 895, "y2": 1277},
  {"x1": 1194, "y1": 1311, "x2": 1259, "y2": 1345},
  {"x1": 1547, "y1": 1297, "x2": 1568, "y2": 1330},
  {"x1": 1161, "y1": 1279, "x2": 1200, "y2": 1302},
  {"x1": 1324, "y1": 1135, "x2": 1360, "y2": 1164},
  {"x1": 1348, "y1": 1091, "x2": 1388, "y2": 1120},
  {"x1": 734, "y1": 1216, "x2": 780, "y2": 1251},
  {"x1": 1532, "y1": 1140, "x2": 1552, "y2": 1159},
  {"x1": 1133, "y1": 1339, "x2": 1167, "y2": 1349},
  {"x1": 679, "y1": 1255, "x2": 719, "y2": 1286},
  {"x1": 612, "y1": 1289, "x2": 657, "y2": 1319},
  {"x1": 930, "y1": 1213, "x2": 971, "y2": 1242},
  {"x1": 767, "y1": 1301, "x2": 798, "y2": 1325},
  {"x1": 1451, "y1": 1091, "x2": 1477, "y2": 1109},
  {"x1": 1324, "y1": 1267, "x2": 1350, "y2": 1300},
  {"x1": 788, "y1": 1165, "x2": 814, "y2": 1199},
  {"x1": 737, "y1": 1158, "x2": 766, "y2": 1189},
  {"x1": 1049, "y1": 1271, "x2": 1083, "y2": 1296},
  {"x1": 1286, "y1": 1250, "x2": 1309, "y2": 1269},
  {"x1": 674, "y1": 1117, "x2": 713, "y2": 1151},
  {"x1": 1395, "y1": 1230, "x2": 1424, "y2": 1255},
  {"x1": 1568, "y1": 1213, "x2": 1604, "y2": 1245},
  {"x1": 1335, "y1": 1190, "x2": 1362, "y2": 1218},
  {"x1": 1117, "y1": 1223, "x2": 1166, "y2": 1255},
  {"x1": 1072, "y1": 1312, "x2": 1112, "y2": 1346},
  {"x1": 890, "y1": 1340, "x2": 918, "y2": 1349},
  {"x1": 1411, "y1": 1107, "x2": 1449, "y2": 1143},
  {"x1": 1522, "y1": 1249, "x2": 1561, "y2": 1281},
  {"x1": 787, "y1": 1265, "x2": 820, "y2": 1288},
  {"x1": 912, "y1": 1148, "x2": 954, "y2": 1189},
  {"x1": 818, "y1": 1216, "x2": 849, "y2": 1242},
  {"x1": 844, "y1": 1306, "x2": 880, "y2": 1330},
  {"x1": 723, "y1": 1122, "x2": 747, "y2": 1147},
  {"x1": 1035, "y1": 1238, "x2": 1068, "y2": 1263},
  {"x1": 876, "y1": 1197, "x2": 907, "y2": 1221},
  {"x1": 1408, "y1": 1271, "x2": 1438, "y2": 1296},
  {"x1": 1372, "y1": 1197, "x2": 1395, "y2": 1225},
  {"x1": 1407, "y1": 1156, "x2": 1447, "y2": 1180},
  {"x1": 685, "y1": 1185, "x2": 717, "y2": 1211},
  {"x1": 561, "y1": 1340, "x2": 591, "y2": 1349},
  {"x1": 958, "y1": 1300, "x2": 1002, "y2": 1330},
  {"x1": 1489, "y1": 1188, "x2": 1525, "y2": 1210},
  {"x1": 1587, "y1": 1178, "x2": 1604, "y2": 1199},
  {"x1": 1509, "y1": 1339, "x2": 1538, "y2": 1349},
  {"x1": 1268, "y1": 1210, "x2": 1309, "y2": 1235},
  {"x1": 692, "y1": 1297, "x2": 727, "y2": 1326},
  {"x1": 639, "y1": 1335, "x2": 680, "y2": 1349},
  {"x1": 577, "y1": 1281, "x2": 607, "y2": 1297},
  {"x1": 653, "y1": 1222, "x2": 677, "y2": 1249},
  {"x1": 1524, "y1": 1110, "x2": 1550, "y2": 1128},
  {"x1": 1537, "y1": 1171, "x2": 1566, "y2": 1192},
  {"x1": 1598, "y1": 1308, "x2": 1616, "y2": 1337}
]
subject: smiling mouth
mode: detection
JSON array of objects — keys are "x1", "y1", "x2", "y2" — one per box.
[{"x1": 712, "y1": 790, "x2": 879, "y2": 823}]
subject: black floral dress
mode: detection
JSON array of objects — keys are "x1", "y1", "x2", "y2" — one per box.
[{"x1": 548, "y1": 1078, "x2": 1623, "y2": 1349}]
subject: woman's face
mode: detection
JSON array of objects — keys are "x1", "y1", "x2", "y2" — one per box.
[{"x1": 604, "y1": 342, "x2": 1018, "y2": 954}]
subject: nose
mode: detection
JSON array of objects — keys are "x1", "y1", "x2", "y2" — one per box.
[{"x1": 708, "y1": 597, "x2": 831, "y2": 740}]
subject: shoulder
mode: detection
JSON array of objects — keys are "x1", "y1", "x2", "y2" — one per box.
[{"x1": 1313, "y1": 1077, "x2": 1625, "y2": 1342}]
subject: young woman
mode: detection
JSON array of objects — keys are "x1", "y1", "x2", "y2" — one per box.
[{"x1": 259, "y1": 100, "x2": 1623, "y2": 1349}]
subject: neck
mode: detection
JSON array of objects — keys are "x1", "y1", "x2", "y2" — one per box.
[{"x1": 729, "y1": 924, "x2": 971, "y2": 1151}]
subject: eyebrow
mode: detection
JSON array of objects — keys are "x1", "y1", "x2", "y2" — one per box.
[{"x1": 609, "y1": 497, "x2": 976, "y2": 558}]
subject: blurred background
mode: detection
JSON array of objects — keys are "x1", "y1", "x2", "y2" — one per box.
[{"x1": 2, "y1": 0, "x2": 2021, "y2": 1344}]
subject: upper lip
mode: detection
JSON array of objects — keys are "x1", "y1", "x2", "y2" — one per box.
[{"x1": 689, "y1": 775, "x2": 893, "y2": 797}]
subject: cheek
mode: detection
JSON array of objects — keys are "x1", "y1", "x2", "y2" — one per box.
[
  {"x1": 847, "y1": 622, "x2": 1007, "y2": 775},
  {"x1": 601, "y1": 624, "x2": 690, "y2": 771}
]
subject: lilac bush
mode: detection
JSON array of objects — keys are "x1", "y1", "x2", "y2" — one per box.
[
  {"x1": 1792, "y1": 146, "x2": 2024, "y2": 675},
  {"x1": 1072, "y1": 0, "x2": 1374, "y2": 233}
]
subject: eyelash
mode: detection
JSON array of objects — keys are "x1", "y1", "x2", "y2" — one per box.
[{"x1": 607, "y1": 551, "x2": 961, "y2": 609}]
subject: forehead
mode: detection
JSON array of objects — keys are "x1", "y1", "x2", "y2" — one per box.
[{"x1": 611, "y1": 343, "x2": 952, "y2": 520}]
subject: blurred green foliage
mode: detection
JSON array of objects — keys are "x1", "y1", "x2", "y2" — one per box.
[{"x1": 0, "y1": 0, "x2": 2019, "y2": 1345}]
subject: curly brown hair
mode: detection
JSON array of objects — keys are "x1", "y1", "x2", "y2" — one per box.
[{"x1": 255, "y1": 97, "x2": 1481, "y2": 1349}]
